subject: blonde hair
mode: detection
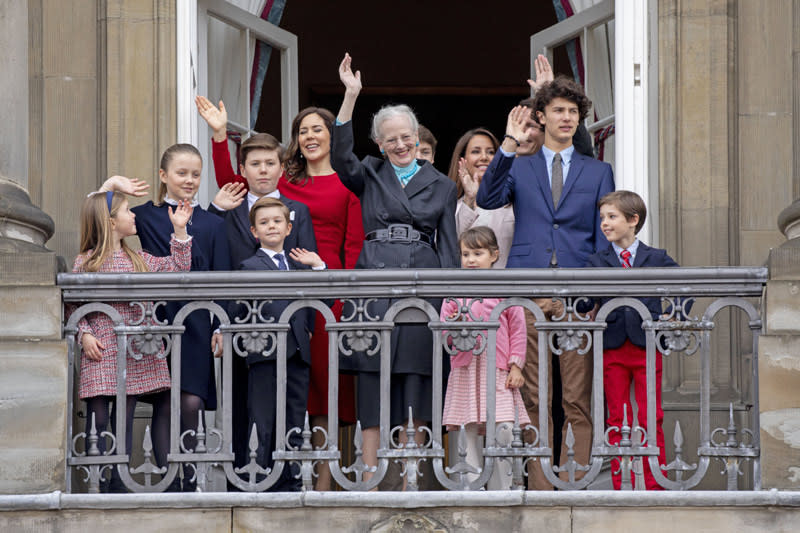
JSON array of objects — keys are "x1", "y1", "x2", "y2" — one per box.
[
  {"x1": 79, "y1": 192, "x2": 148, "y2": 272},
  {"x1": 154, "y1": 143, "x2": 202, "y2": 206}
]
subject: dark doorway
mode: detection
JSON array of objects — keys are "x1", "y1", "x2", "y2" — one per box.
[{"x1": 254, "y1": 1, "x2": 567, "y2": 171}]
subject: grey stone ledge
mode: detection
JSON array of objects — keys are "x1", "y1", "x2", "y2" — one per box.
[{"x1": 1, "y1": 490, "x2": 799, "y2": 511}]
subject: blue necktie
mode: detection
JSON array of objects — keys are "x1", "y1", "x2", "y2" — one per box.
[{"x1": 274, "y1": 253, "x2": 288, "y2": 271}]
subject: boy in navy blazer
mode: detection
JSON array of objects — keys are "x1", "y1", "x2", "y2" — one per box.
[
  {"x1": 208, "y1": 132, "x2": 317, "y2": 473},
  {"x1": 231, "y1": 196, "x2": 324, "y2": 491},
  {"x1": 477, "y1": 77, "x2": 614, "y2": 490},
  {"x1": 208, "y1": 132, "x2": 317, "y2": 268},
  {"x1": 587, "y1": 190, "x2": 678, "y2": 490}
]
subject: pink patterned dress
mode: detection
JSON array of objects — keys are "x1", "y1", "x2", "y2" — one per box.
[
  {"x1": 441, "y1": 298, "x2": 531, "y2": 429},
  {"x1": 72, "y1": 237, "x2": 191, "y2": 399}
]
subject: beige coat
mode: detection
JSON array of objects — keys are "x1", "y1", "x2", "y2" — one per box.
[{"x1": 455, "y1": 200, "x2": 515, "y2": 268}]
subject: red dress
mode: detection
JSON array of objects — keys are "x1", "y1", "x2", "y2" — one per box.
[{"x1": 212, "y1": 139, "x2": 364, "y2": 423}]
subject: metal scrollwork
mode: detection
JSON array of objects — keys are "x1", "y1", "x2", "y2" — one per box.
[
  {"x1": 550, "y1": 328, "x2": 592, "y2": 355},
  {"x1": 441, "y1": 298, "x2": 487, "y2": 356},
  {"x1": 232, "y1": 299, "x2": 277, "y2": 358},
  {"x1": 662, "y1": 420, "x2": 698, "y2": 482},
  {"x1": 339, "y1": 298, "x2": 381, "y2": 355},
  {"x1": 390, "y1": 407, "x2": 433, "y2": 491},
  {"x1": 71, "y1": 412, "x2": 117, "y2": 493},
  {"x1": 127, "y1": 301, "x2": 172, "y2": 359},
  {"x1": 660, "y1": 296, "x2": 697, "y2": 321},
  {"x1": 341, "y1": 421, "x2": 377, "y2": 483},
  {"x1": 655, "y1": 327, "x2": 700, "y2": 356},
  {"x1": 709, "y1": 404, "x2": 756, "y2": 490}
]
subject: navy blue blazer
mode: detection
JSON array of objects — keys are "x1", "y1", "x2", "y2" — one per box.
[
  {"x1": 208, "y1": 195, "x2": 317, "y2": 270},
  {"x1": 585, "y1": 242, "x2": 679, "y2": 350},
  {"x1": 476, "y1": 150, "x2": 614, "y2": 268},
  {"x1": 232, "y1": 250, "x2": 317, "y2": 367}
]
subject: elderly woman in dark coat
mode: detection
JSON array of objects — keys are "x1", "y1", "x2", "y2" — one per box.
[{"x1": 332, "y1": 53, "x2": 459, "y2": 484}]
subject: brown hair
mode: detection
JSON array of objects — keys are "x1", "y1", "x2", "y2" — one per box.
[
  {"x1": 447, "y1": 128, "x2": 499, "y2": 198},
  {"x1": 79, "y1": 192, "x2": 148, "y2": 272},
  {"x1": 154, "y1": 143, "x2": 202, "y2": 206},
  {"x1": 533, "y1": 76, "x2": 592, "y2": 123},
  {"x1": 249, "y1": 196, "x2": 291, "y2": 228},
  {"x1": 240, "y1": 132, "x2": 283, "y2": 168},
  {"x1": 284, "y1": 107, "x2": 335, "y2": 184},
  {"x1": 458, "y1": 226, "x2": 499, "y2": 256},
  {"x1": 418, "y1": 125, "x2": 437, "y2": 152},
  {"x1": 519, "y1": 97, "x2": 544, "y2": 131},
  {"x1": 598, "y1": 190, "x2": 647, "y2": 234}
]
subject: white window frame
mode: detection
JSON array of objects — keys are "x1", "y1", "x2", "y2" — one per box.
[
  {"x1": 531, "y1": 0, "x2": 658, "y2": 245},
  {"x1": 177, "y1": 0, "x2": 298, "y2": 207}
]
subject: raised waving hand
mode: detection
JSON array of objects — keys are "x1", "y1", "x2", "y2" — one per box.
[
  {"x1": 458, "y1": 158, "x2": 481, "y2": 209},
  {"x1": 167, "y1": 199, "x2": 193, "y2": 240},
  {"x1": 195, "y1": 95, "x2": 228, "y2": 142},
  {"x1": 98, "y1": 175, "x2": 150, "y2": 197},
  {"x1": 212, "y1": 182, "x2": 247, "y2": 211},
  {"x1": 337, "y1": 53, "x2": 362, "y2": 123},
  {"x1": 527, "y1": 54, "x2": 554, "y2": 94}
]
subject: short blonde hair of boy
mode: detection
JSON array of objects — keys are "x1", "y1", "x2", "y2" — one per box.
[
  {"x1": 598, "y1": 190, "x2": 647, "y2": 234},
  {"x1": 249, "y1": 196, "x2": 290, "y2": 227}
]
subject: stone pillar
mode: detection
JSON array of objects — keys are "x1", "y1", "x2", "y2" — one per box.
[
  {"x1": 101, "y1": 0, "x2": 176, "y2": 213},
  {"x1": 0, "y1": 1, "x2": 29, "y2": 190},
  {"x1": 28, "y1": 0, "x2": 99, "y2": 263},
  {"x1": 0, "y1": 177, "x2": 66, "y2": 493},
  {"x1": 760, "y1": 202, "x2": 800, "y2": 490}
]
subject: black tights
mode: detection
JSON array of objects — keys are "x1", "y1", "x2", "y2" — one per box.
[
  {"x1": 84, "y1": 390, "x2": 171, "y2": 468},
  {"x1": 180, "y1": 392, "x2": 205, "y2": 453}
]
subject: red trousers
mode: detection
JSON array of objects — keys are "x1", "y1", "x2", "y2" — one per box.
[{"x1": 604, "y1": 339, "x2": 665, "y2": 490}]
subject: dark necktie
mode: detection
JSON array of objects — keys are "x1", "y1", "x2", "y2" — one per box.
[
  {"x1": 274, "y1": 253, "x2": 289, "y2": 271},
  {"x1": 551, "y1": 152, "x2": 563, "y2": 209},
  {"x1": 620, "y1": 249, "x2": 632, "y2": 268}
]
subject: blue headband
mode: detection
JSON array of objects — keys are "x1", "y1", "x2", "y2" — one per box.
[{"x1": 106, "y1": 191, "x2": 114, "y2": 213}]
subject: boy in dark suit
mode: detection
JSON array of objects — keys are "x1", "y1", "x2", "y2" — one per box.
[
  {"x1": 234, "y1": 196, "x2": 324, "y2": 492},
  {"x1": 208, "y1": 132, "x2": 317, "y2": 268},
  {"x1": 587, "y1": 190, "x2": 678, "y2": 490},
  {"x1": 208, "y1": 132, "x2": 317, "y2": 473}
]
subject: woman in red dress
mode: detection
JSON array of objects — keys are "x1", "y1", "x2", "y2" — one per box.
[{"x1": 196, "y1": 97, "x2": 364, "y2": 490}]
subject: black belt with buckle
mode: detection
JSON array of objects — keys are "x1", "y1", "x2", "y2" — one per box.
[{"x1": 365, "y1": 224, "x2": 433, "y2": 245}]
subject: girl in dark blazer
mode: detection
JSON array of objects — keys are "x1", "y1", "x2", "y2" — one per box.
[{"x1": 332, "y1": 53, "x2": 459, "y2": 485}]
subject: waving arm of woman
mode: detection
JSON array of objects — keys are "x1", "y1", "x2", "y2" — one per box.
[
  {"x1": 332, "y1": 54, "x2": 368, "y2": 197},
  {"x1": 336, "y1": 53, "x2": 362, "y2": 124}
]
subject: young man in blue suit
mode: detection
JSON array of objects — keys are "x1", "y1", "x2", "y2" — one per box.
[
  {"x1": 208, "y1": 132, "x2": 318, "y2": 475},
  {"x1": 477, "y1": 77, "x2": 614, "y2": 490},
  {"x1": 586, "y1": 190, "x2": 678, "y2": 490},
  {"x1": 231, "y1": 196, "x2": 324, "y2": 491}
]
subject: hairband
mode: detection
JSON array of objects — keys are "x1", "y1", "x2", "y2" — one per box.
[{"x1": 106, "y1": 191, "x2": 114, "y2": 213}]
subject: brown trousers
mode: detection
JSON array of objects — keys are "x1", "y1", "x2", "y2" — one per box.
[{"x1": 521, "y1": 300, "x2": 593, "y2": 490}]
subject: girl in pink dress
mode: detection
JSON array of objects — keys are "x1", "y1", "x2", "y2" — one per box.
[
  {"x1": 441, "y1": 226, "x2": 529, "y2": 490},
  {"x1": 72, "y1": 181, "x2": 192, "y2": 487}
]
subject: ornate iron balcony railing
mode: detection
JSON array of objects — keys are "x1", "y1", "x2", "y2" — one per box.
[{"x1": 58, "y1": 267, "x2": 766, "y2": 493}]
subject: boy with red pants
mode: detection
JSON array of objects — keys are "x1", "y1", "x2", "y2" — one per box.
[{"x1": 586, "y1": 190, "x2": 679, "y2": 490}]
